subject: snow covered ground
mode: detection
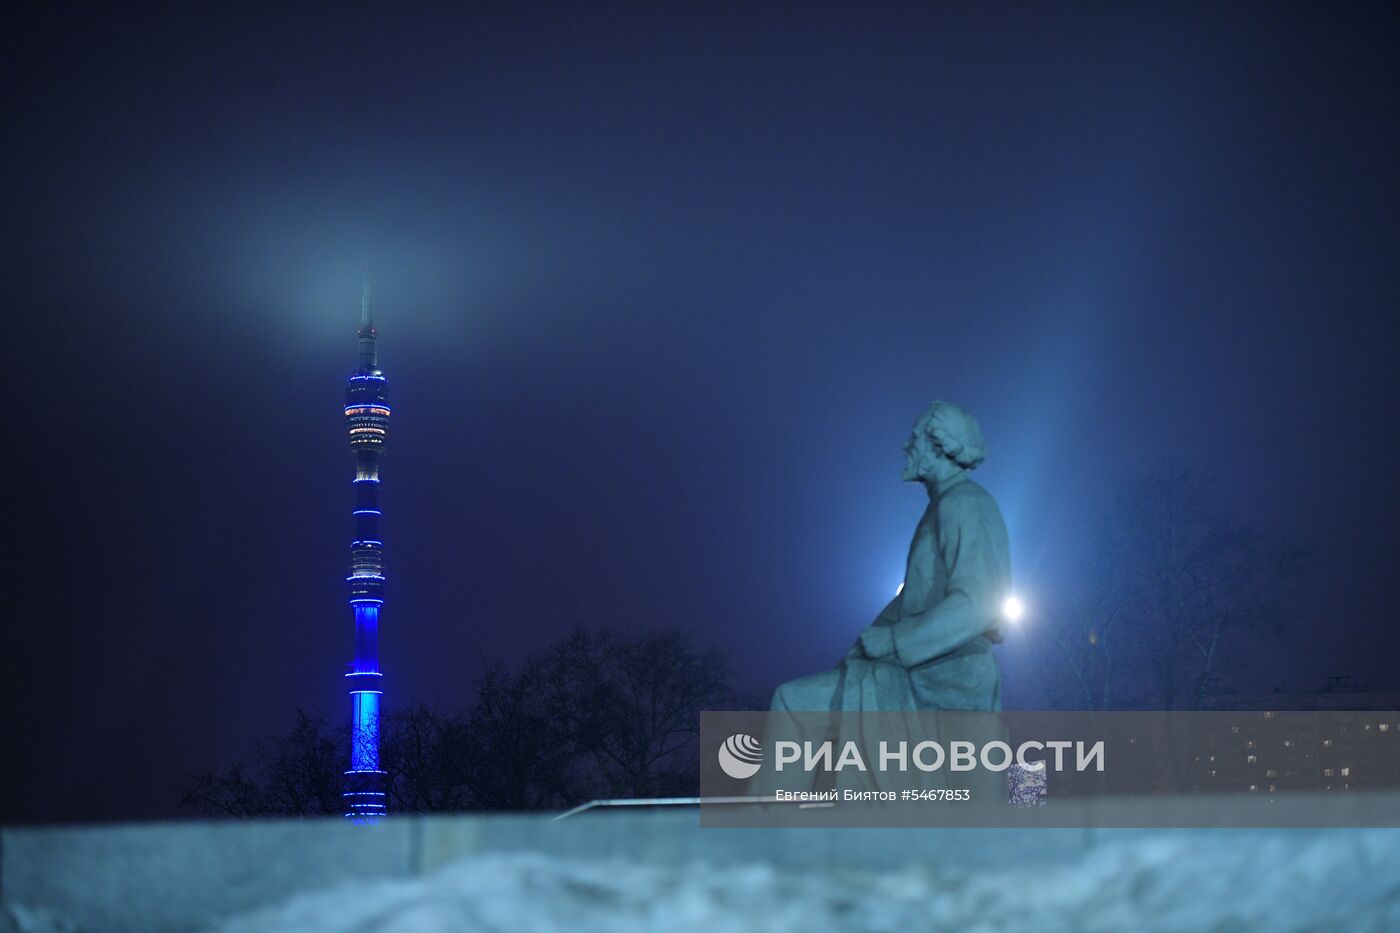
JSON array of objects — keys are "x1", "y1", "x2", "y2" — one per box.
[
  {"x1": 4, "y1": 828, "x2": 1398, "y2": 931},
  {"x1": 203, "y1": 830, "x2": 1400, "y2": 932}
]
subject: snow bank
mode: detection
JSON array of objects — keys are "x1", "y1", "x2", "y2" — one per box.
[{"x1": 212, "y1": 830, "x2": 1400, "y2": 932}]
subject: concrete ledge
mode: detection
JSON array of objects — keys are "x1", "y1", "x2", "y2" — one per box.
[{"x1": 416, "y1": 809, "x2": 1098, "y2": 874}]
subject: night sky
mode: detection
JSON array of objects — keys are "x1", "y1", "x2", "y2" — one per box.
[{"x1": 6, "y1": 4, "x2": 1399, "y2": 824}]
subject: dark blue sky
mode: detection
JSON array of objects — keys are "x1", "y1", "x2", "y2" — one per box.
[{"x1": 6, "y1": 3, "x2": 1399, "y2": 822}]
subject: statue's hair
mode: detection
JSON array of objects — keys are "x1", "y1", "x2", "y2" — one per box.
[{"x1": 920, "y1": 401, "x2": 987, "y2": 469}]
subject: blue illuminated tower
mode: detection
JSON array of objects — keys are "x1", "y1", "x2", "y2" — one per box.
[{"x1": 342, "y1": 276, "x2": 390, "y2": 820}]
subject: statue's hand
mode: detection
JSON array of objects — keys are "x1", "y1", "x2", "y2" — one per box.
[{"x1": 859, "y1": 625, "x2": 895, "y2": 661}]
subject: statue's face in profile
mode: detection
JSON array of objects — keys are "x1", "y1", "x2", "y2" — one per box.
[{"x1": 901, "y1": 418, "x2": 941, "y2": 482}]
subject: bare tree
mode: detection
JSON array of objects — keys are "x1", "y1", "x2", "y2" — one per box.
[
  {"x1": 1123, "y1": 466, "x2": 1311, "y2": 709},
  {"x1": 180, "y1": 629, "x2": 736, "y2": 816},
  {"x1": 381, "y1": 703, "x2": 473, "y2": 813},
  {"x1": 451, "y1": 660, "x2": 580, "y2": 810},
  {"x1": 531, "y1": 630, "x2": 735, "y2": 799},
  {"x1": 179, "y1": 709, "x2": 345, "y2": 817},
  {"x1": 1039, "y1": 568, "x2": 1138, "y2": 710},
  {"x1": 1036, "y1": 464, "x2": 1312, "y2": 710}
]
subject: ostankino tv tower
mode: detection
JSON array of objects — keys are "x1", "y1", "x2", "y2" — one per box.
[{"x1": 342, "y1": 274, "x2": 390, "y2": 820}]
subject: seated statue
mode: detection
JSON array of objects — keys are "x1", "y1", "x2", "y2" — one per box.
[{"x1": 770, "y1": 400, "x2": 1011, "y2": 718}]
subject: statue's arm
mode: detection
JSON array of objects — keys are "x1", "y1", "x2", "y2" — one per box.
[
  {"x1": 891, "y1": 491, "x2": 1009, "y2": 668},
  {"x1": 844, "y1": 594, "x2": 902, "y2": 661}
]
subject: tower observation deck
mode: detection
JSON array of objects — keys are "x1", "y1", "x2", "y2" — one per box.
[{"x1": 343, "y1": 277, "x2": 390, "y2": 820}]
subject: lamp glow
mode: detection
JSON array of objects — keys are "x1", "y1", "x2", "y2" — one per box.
[{"x1": 1002, "y1": 594, "x2": 1025, "y2": 623}]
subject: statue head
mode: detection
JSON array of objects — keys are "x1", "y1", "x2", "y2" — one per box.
[{"x1": 901, "y1": 401, "x2": 987, "y2": 484}]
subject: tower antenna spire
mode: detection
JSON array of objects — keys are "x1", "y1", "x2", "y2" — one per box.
[
  {"x1": 360, "y1": 264, "x2": 372, "y2": 329},
  {"x1": 355, "y1": 265, "x2": 379, "y2": 373}
]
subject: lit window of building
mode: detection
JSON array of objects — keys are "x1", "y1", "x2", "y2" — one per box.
[
  {"x1": 1341, "y1": 767, "x2": 1350, "y2": 777},
  {"x1": 1323, "y1": 768, "x2": 1334, "y2": 777},
  {"x1": 1247, "y1": 754, "x2": 1257, "y2": 764}
]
